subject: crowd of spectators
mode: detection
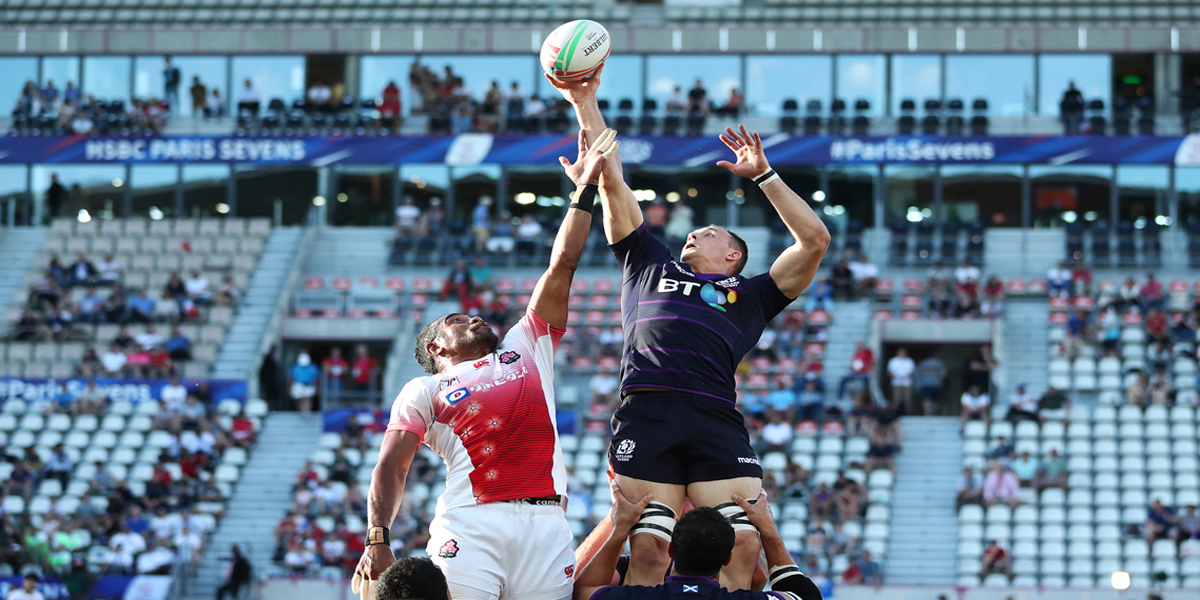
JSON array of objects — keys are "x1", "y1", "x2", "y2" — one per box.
[
  {"x1": 12, "y1": 80, "x2": 170, "y2": 136},
  {"x1": 2, "y1": 382, "x2": 257, "y2": 579}
]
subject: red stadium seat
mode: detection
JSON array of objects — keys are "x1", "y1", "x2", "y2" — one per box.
[
  {"x1": 563, "y1": 326, "x2": 576, "y2": 339},
  {"x1": 902, "y1": 278, "x2": 923, "y2": 293},
  {"x1": 385, "y1": 277, "x2": 405, "y2": 291},
  {"x1": 588, "y1": 294, "x2": 609, "y2": 309},
  {"x1": 517, "y1": 294, "x2": 532, "y2": 305},
  {"x1": 875, "y1": 278, "x2": 895, "y2": 293},
  {"x1": 748, "y1": 373, "x2": 769, "y2": 388},
  {"x1": 1122, "y1": 312, "x2": 1142, "y2": 325},
  {"x1": 1049, "y1": 296, "x2": 1069, "y2": 310},
  {"x1": 585, "y1": 421, "x2": 609, "y2": 434},
  {"x1": 569, "y1": 295, "x2": 586, "y2": 308},
  {"x1": 572, "y1": 356, "x2": 593, "y2": 370},
  {"x1": 751, "y1": 357, "x2": 772, "y2": 372},
  {"x1": 1049, "y1": 312, "x2": 1068, "y2": 324},
  {"x1": 900, "y1": 294, "x2": 921, "y2": 308},
  {"x1": 1027, "y1": 279, "x2": 1048, "y2": 295},
  {"x1": 777, "y1": 357, "x2": 798, "y2": 372},
  {"x1": 585, "y1": 326, "x2": 602, "y2": 337},
  {"x1": 412, "y1": 278, "x2": 432, "y2": 292},
  {"x1": 608, "y1": 309, "x2": 622, "y2": 323},
  {"x1": 333, "y1": 276, "x2": 352, "y2": 291},
  {"x1": 804, "y1": 342, "x2": 825, "y2": 358},
  {"x1": 808, "y1": 309, "x2": 830, "y2": 325},
  {"x1": 1072, "y1": 296, "x2": 1094, "y2": 309},
  {"x1": 1170, "y1": 279, "x2": 1188, "y2": 293},
  {"x1": 521, "y1": 278, "x2": 538, "y2": 292},
  {"x1": 598, "y1": 356, "x2": 619, "y2": 371},
  {"x1": 495, "y1": 295, "x2": 512, "y2": 308},
  {"x1": 794, "y1": 421, "x2": 818, "y2": 435},
  {"x1": 348, "y1": 308, "x2": 368, "y2": 318},
  {"x1": 321, "y1": 308, "x2": 341, "y2": 318},
  {"x1": 821, "y1": 421, "x2": 845, "y2": 435},
  {"x1": 1193, "y1": 280, "x2": 1200, "y2": 295},
  {"x1": 359, "y1": 276, "x2": 379, "y2": 289},
  {"x1": 585, "y1": 310, "x2": 605, "y2": 324},
  {"x1": 567, "y1": 310, "x2": 581, "y2": 325},
  {"x1": 376, "y1": 308, "x2": 397, "y2": 319},
  {"x1": 873, "y1": 309, "x2": 892, "y2": 321},
  {"x1": 294, "y1": 308, "x2": 313, "y2": 318},
  {"x1": 496, "y1": 278, "x2": 516, "y2": 293},
  {"x1": 900, "y1": 310, "x2": 920, "y2": 320},
  {"x1": 411, "y1": 294, "x2": 428, "y2": 308},
  {"x1": 572, "y1": 279, "x2": 590, "y2": 293},
  {"x1": 594, "y1": 278, "x2": 615, "y2": 293},
  {"x1": 305, "y1": 276, "x2": 325, "y2": 290},
  {"x1": 772, "y1": 373, "x2": 793, "y2": 387},
  {"x1": 1006, "y1": 279, "x2": 1026, "y2": 294},
  {"x1": 785, "y1": 311, "x2": 805, "y2": 326}
]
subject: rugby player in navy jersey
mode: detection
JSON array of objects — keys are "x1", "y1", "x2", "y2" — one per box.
[{"x1": 547, "y1": 72, "x2": 830, "y2": 589}]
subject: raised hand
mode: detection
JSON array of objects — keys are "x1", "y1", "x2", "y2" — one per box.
[
  {"x1": 733, "y1": 490, "x2": 776, "y2": 536},
  {"x1": 716, "y1": 124, "x2": 771, "y2": 179},
  {"x1": 560, "y1": 128, "x2": 619, "y2": 186},
  {"x1": 351, "y1": 543, "x2": 396, "y2": 600},
  {"x1": 544, "y1": 64, "x2": 604, "y2": 105},
  {"x1": 609, "y1": 481, "x2": 654, "y2": 534}
]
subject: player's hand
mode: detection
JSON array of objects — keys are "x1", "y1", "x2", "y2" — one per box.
[
  {"x1": 351, "y1": 544, "x2": 395, "y2": 600},
  {"x1": 609, "y1": 481, "x2": 653, "y2": 535},
  {"x1": 733, "y1": 490, "x2": 777, "y2": 537},
  {"x1": 560, "y1": 128, "x2": 619, "y2": 186},
  {"x1": 716, "y1": 124, "x2": 771, "y2": 179},
  {"x1": 544, "y1": 64, "x2": 604, "y2": 105}
]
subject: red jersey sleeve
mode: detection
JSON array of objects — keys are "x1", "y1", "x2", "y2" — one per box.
[{"x1": 385, "y1": 380, "x2": 435, "y2": 442}]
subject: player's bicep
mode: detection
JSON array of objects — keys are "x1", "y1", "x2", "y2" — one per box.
[
  {"x1": 768, "y1": 242, "x2": 824, "y2": 299},
  {"x1": 375, "y1": 430, "x2": 422, "y2": 477},
  {"x1": 528, "y1": 267, "x2": 573, "y2": 330}
]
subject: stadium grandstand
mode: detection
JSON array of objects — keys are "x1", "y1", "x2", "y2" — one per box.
[{"x1": 1, "y1": 1, "x2": 1200, "y2": 600}]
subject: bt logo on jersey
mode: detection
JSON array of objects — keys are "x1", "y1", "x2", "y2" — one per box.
[{"x1": 657, "y1": 278, "x2": 738, "y2": 312}]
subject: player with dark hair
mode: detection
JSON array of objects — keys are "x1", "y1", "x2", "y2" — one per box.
[
  {"x1": 351, "y1": 128, "x2": 619, "y2": 600},
  {"x1": 373, "y1": 558, "x2": 451, "y2": 600},
  {"x1": 549, "y1": 73, "x2": 830, "y2": 589},
  {"x1": 572, "y1": 487, "x2": 822, "y2": 600}
]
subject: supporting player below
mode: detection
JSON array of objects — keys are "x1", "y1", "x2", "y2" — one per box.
[{"x1": 546, "y1": 68, "x2": 830, "y2": 590}]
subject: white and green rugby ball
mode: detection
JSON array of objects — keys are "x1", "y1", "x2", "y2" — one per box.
[{"x1": 540, "y1": 20, "x2": 611, "y2": 82}]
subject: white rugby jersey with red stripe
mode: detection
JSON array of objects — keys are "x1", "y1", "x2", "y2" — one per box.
[{"x1": 387, "y1": 310, "x2": 568, "y2": 511}]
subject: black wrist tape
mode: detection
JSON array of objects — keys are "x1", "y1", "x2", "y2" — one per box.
[
  {"x1": 570, "y1": 184, "x2": 598, "y2": 213},
  {"x1": 753, "y1": 169, "x2": 777, "y2": 185},
  {"x1": 365, "y1": 526, "x2": 390, "y2": 546}
]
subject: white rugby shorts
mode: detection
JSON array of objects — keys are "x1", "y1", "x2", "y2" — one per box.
[{"x1": 426, "y1": 501, "x2": 574, "y2": 600}]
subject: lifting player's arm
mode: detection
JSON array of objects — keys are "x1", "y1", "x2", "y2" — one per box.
[
  {"x1": 546, "y1": 66, "x2": 642, "y2": 245},
  {"x1": 351, "y1": 429, "x2": 422, "y2": 600},
  {"x1": 733, "y1": 493, "x2": 824, "y2": 600},
  {"x1": 528, "y1": 128, "x2": 619, "y2": 329},
  {"x1": 716, "y1": 125, "x2": 831, "y2": 298},
  {"x1": 573, "y1": 487, "x2": 653, "y2": 600}
]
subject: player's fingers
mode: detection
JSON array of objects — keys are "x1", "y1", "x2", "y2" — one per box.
[
  {"x1": 718, "y1": 135, "x2": 739, "y2": 153},
  {"x1": 597, "y1": 128, "x2": 617, "y2": 152},
  {"x1": 739, "y1": 123, "x2": 751, "y2": 144},
  {"x1": 638, "y1": 493, "x2": 654, "y2": 509},
  {"x1": 351, "y1": 572, "x2": 361, "y2": 595},
  {"x1": 578, "y1": 129, "x2": 589, "y2": 153},
  {"x1": 601, "y1": 139, "x2": 619, "y2": 160},
  {"x1": 724, "y1": 127, "x2": 743, "y2": 146},
  {"x1": 590, "y1": 129, "x2": 610, "y2": 153},
  {"x1": 715, "y1": 160, "x2": 735, "y2": 170},
  {"x1": 752, "y1": 131, "x2": 763, "y2": 148}
]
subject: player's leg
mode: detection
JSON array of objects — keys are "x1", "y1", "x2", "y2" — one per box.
[
  {"x1": 426, "y1": 510, "x2": 506, "y2": 600},
  {"x1": 611, "y1": 474, "x2": 685, "y2": 586},
  {"x1": 686, "y1": 476, "x2": 763, "y2": 591},
  {"x1": 502, "y1": 504, "x2": 577, "y2": 600}
]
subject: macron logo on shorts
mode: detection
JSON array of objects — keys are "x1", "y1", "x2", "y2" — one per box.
[{"x1": 738, "y1": 457, "x2": 760, "y2": 465}]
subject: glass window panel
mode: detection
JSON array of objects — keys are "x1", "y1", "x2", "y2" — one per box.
[
  {"x1": 131, "y1": 165, "x2": 178, "y2": 220},
  {"x1": 594, "y1": 55, "x2": 642, "y2": 109},
  {"x1": 333, "y1": 166, "x2": 396, "y2": 227},
  {"x1": 884, "y1": 165, "x2": 935, "y2": 226},
  {"x1": 1028, "y1": 165, "x2": 1112, "y2": 228},
  {"x1": 359, "y1": 56, "x2": 415, "y2": 115},
  {"x1": 83, "y1": 56, "x2": 132, "y2": 104},
  {"x1": 421, "y1": 55, "x2": 538, "y2": 106},
  {"x1": 1039, "y1": 54, "x2": 1111, "y2": 116},
  {"x1": 0, "y1": 166, "x2": 28, "y2": 225},
  {"x1": 836, "y1": 55, "x2": 886, "y2": 116},
  {"x1": 743, "y1": 167, "x2": 821, "y2": 230},
  {"x1": 891, "y1": 55, "x2": 942, "y2": 115},
  {"x1": 507, "y1": 167, "x2": 568, "y2": 222},
  {"x1": 941, "y1": 165, "x2": 1024, "y2": 227},
  {"x1": 235, "y1": 166, "x2": 317, "y2": 224},
  {"x1": 453, "y1": 165, "x2": 500, "y2": 227},
  {"x1": 827, "y1": 166, "x2": 876, "y2": 228},
  {"x1": 135, "y1": 56, "x2": 228, "y2": 116},
  {"x1": 629, "y1": 167, "x2": 729, "y2": 234},
  {"x1": 1, "y1": 58, "x2": 38, "y2": 115},
  {"x1": 746, "y1": 56, "x2": 832, "y2": 116},
  {"x1": 41, "y1": 57, "x2": 80, "y2": 91},
  {"x1": 1178, "y1": 167, "x2": 1200, "y2": 227},
  {"x1": 401, "y1": 165, "x2": 451, "y2": 235},
  {"x1": 945, "y1": 55, "x2": 1034, "y2": 117},
  {"x1": 182, "y1": 165, "x2": 228, "y2": 219},
  {"x1": 645, "y1": 55, "x2": 741, "y2": 111},
  {"x1": 1116, "y1": 166, "x2": 1168, "y2": 225},
  {"x1": 231, "y1": 56, "x2": 306, "y2": 107},
  {"x1": 32, "y1": 165, "x2": 125, "y2": 221}
]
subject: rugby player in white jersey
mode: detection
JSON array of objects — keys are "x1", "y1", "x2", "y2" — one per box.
[{"x1": 351, "y1": 127, "x2": 620, "y2": 600}]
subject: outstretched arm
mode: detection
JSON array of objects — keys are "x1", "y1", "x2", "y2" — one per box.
[
  {"x1": 352, "y1": 430, "x2": 421, "y2": 600},
  {"x1": 528, "y1": 129, "x2": 619, "y2": 329},
  {"x1": 546, "y1": 66, "x2": 642, "y2": 244},
  {"x1": 717, "y1": 125, "x2": 830, "y2": 298}
]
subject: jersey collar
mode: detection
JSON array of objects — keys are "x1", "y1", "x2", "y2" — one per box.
[{"x1": 665, "y1": 575, "x2": 720, "y2": 586}]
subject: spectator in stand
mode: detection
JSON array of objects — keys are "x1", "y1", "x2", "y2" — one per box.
[
  {"x1": 128, "y1": 288, "x2": 156, "y2": 323},
  {"x1": 4, "y1": 461, "x2": 33, "y2": 501},
  {"x1": 1010, "y1": 451, "x2": 1039, "y2": 487},
  {"x1": 762, "y1": 378, "x2": 795, "y2": 421},
  {"x1": 1047, "y1": 261, "x2": 1072, "y2": 298},
  {"x1": 1141, "y1": 273, "x2": 1165, "y2": 314},
  {"x1": 98, "y1": 253, "x2": 121, "y2": 283},
  {"x1": 980, "y1": 275, "x2": 1004, "y2": 317},
  {"x1": 714, "y1": 87, "x2": 744, "y2": 118},
  {"x1": 163, "y1": 57, "x2": 181, "y2": 111},
  {"x1": 515, "y1": 215, "x2": 543, "y2": 255},
  {"x1": 986, "y1": 435, "x2": 1016, "y2": 463},
  {"x1": 78, "y1": 288, "x2": 104, "y2": 324},
  {"x1": 1145, "y1": 307, "x2": 1168, "y2": 343},
  {"x1": 1036, "y1": 448, "x2": 1067, "y2": 490},
  {"x1": 467, "y1": 255, "x2": 493, "y2": 291},
  {"x1": 380, "y1": 81, "x2": 402, "y2": 131},
  {"x1": 136, "y1": 324, "x2": 164, "y2": 350},
  {"x1": 471, "y1": 197, "x2": 492, "y2": 254},
  {"x1": 837, "y1": 341, "x2": 874, "y2": 400},
  {"x1": 795, "y1": 379, "x2": 824, "y2": 422},
  {"x1": 1145, "y1": 499, "x2": 1180, "y2": 544},
  {"x1": 350, "y1": 344, "x2": 377, "y2": 392},
  {"x1": 307, "y1": 81, "x2": 332, "y2": 111},
  {"x1": 185, "y1": 270, "x2": 212, "y2": 305},
  {"x1": 1037, "y1": 385, "x2": 1069, "y2": 424},
  {"x1": 666, "y1": 85, "x2": 686, "y2": 115},
  {"x1": 1006, "y1": 384, "x2": 1039, "y2": 422},
  {"x1": 643, "y1": 199, "x2": 669, "y2": 239},
  {"x1": 290, "y1": 352, "x2": 319, "y2": 417},
  {"x1": 237, "y1": 79, "x2": 260, "y2": 114},
  {"x1": 214, "y1": 274, "x2": 240, "y2": 307},
  {"x1": 961, "y1": 384, "x2": 990, "y2": 429},
  {"x1": 955, "y1": 258, "x2": 981, "y2": 299},
  {"x1": 216, "y1": 545, "x2": 253, "y2": 600},
  {"x1": 665, "y1": 201, "x2": 695, "y2": 241},
  {"x1": 1149, "y1": 370, "x2": 1172, "y2": 405},
  {"x1": 830, "y1": 257, "x2": 854, "y2": 299},
  {"x1": 810, "y1": 481, "x2": 835, "y2": 522},
  {"x1": 957, "y1": 467, "x2": 984, "y2": 508},
  {"x1": 1127, "y1": 371, "x2": 1150, "y2": 406},
  {"x1": 983, "y1": 462, "x2": 1021, "y2": 508},
  {"x1": 206, "y1": 89, "x2": 225, "y2": 118},
  {"x1": 805, "y1": 277, "x2": 834, "y2": 314},
  {"x1": 980, "y1": 540, "x2": 1011, "y2": 579},
  {"x1": 108, "y1": 523, "x2": 147, "y2": 574},
  {"x1": 887, "y1": 348, "x2": 916, "y2": 415},
  {"x1": 687, "y1": 78, "x2": 708, "y2": 116},
  {"x1": 757, "y1": 411, "x2": 793, "y2": 454},
  {"x1": 914, "y1": 353, "x2": 946, "y2": 416},
  {"x1": 43, "y1": 443, "x2": 73, "y2": 487},
  {"x1": 68, "y1": 252, "x2": 97, "y2": 286},
  {"x1": 865, "y1": 429, "x2": 897, "y2": 474},
  {"x1": 752, "y1": 327, "x2": 778, "y2": 361},
  {"x1": 437, "y1": 259, "x2": 473, "y2": 310},
  {"x1": 589, "y1": 371, "x2": 619, "y2": 416},
  {"x1": 962, "y1": 345, "x2": 997, "y2": 394},
  {"x1": 395, "y1": 196, "x2": 421, "y2": 237},
  {"x1": 849, "y1": 550, "x2": 882, "y2": 585},
  {"x1": 848, "y1": 253, "x2": 879, "y2": 298},
  {"x1": 77, "y1": 347, "x2": 103, "y2": 378},
  {"x1": 7, "y1": 573, "x2": 44, "y2": 600},
  {"x1": 1070, "y1": 262, "x2": 1092, "y2": 297},
  {"x1": 101, "y1": 342, "x2": 129, "y2": 376},
  {"x1": 927, "y1": 261, "x2": 951, "y2": 317},
  {"x1": 189, "y1": 76, "x2": 207, "y2": 117},
  {"x1": 322, "y1": 346, "x2": 348, "y2": 401},
  {"x1": 165, "y1": 325, "x2": 192, "y2": 360},
  {"x1": 1113, "y1": 276, "x2": 1139, "y2": 312}
]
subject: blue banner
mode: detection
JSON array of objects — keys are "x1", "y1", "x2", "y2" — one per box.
[
  {"x1": 0, "y1": 377, "x2": 247, "y2": 404},
  {"x1": 0, "y1": 576, "x2": 70, "y2": 600},
  {"x1": 1, "y1": 133, "x2": 1196, "y2": 166},
  {"x1": 86, "y1": 575, "x2": 172, "y2": 600}
]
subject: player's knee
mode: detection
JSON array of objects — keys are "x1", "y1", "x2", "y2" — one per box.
[
  {"x1": 731, "y1": 529, "x2": 761, "y2": 557},
  {"x1": 628, "y1": 532, "x2": 672, "y2": 576}
]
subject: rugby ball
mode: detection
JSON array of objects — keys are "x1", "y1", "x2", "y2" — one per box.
[{"x1": 540, "y1": 20, "x2": 611, "y2": 82}]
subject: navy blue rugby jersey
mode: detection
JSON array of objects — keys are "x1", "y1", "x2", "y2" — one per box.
[
  {"x1": 610, "y1": 225, "x2": 794, "y2": 403},
  {"x1": 592, "y1": 575, "x2": 813, "y2": 600}
]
